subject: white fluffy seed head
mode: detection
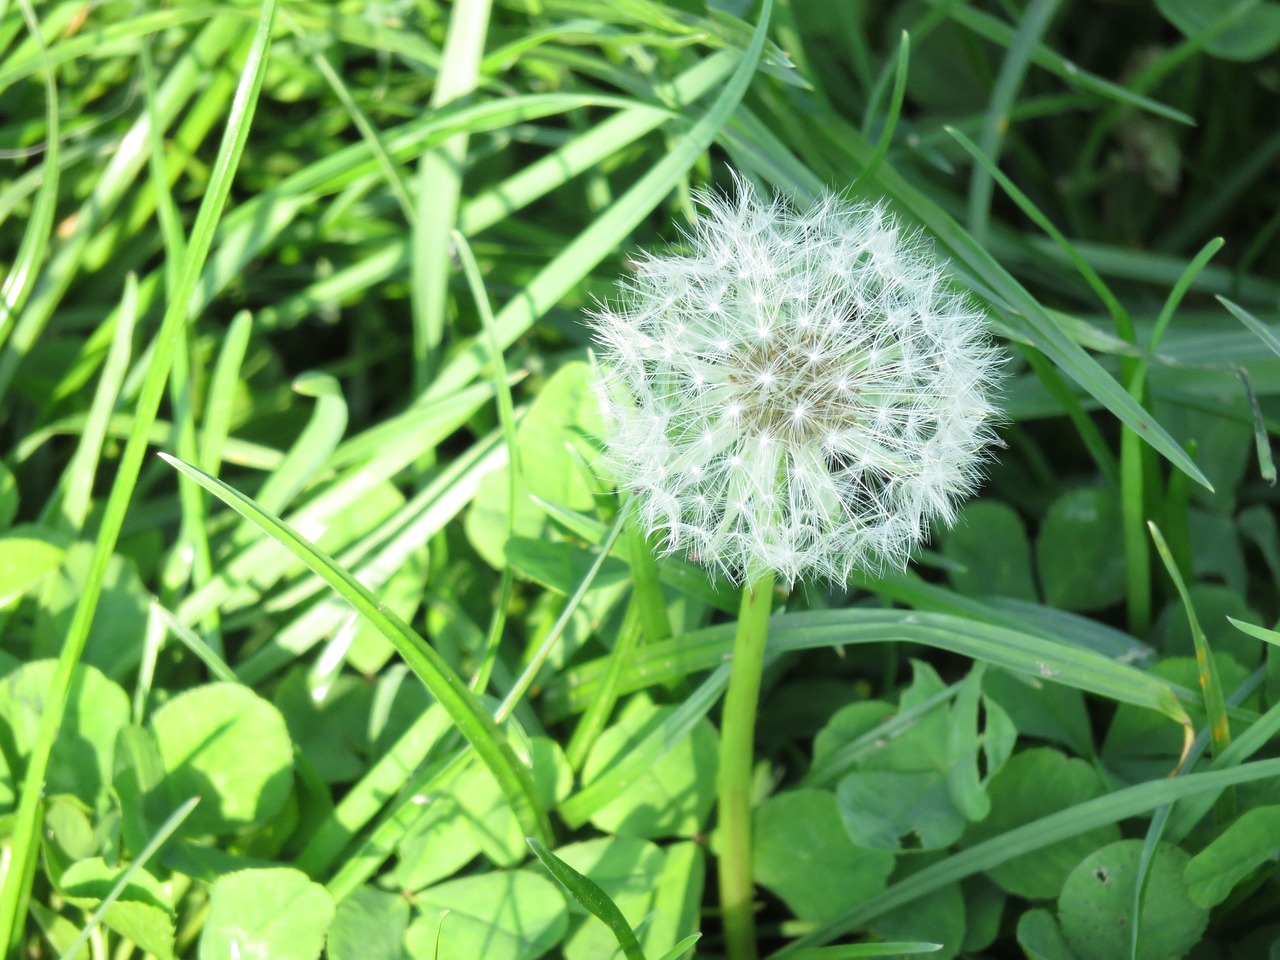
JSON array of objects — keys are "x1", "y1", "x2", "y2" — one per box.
[{"x1": 589, "y1": 177, "x2": 1004, "y2": 586}]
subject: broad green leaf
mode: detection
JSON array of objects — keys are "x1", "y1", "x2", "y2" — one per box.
[
  {"x1": 1057, "y1": 840, "x2": 1207, "y2": 960},
  {"x1": 506, "y1": 538, "x2": 631, "y2": 596},
  {"x1": 1035, "y1": 487, "x2": 1126, "y2": 612},
  {"x1": 0, "y1": 525, "x2": 65, "y2": 608},
  {"x1": 1182, "y1": 805, "x2": 1280, "y2": 907},
  {"x1": 1016, "y1": 909, "x2": 1079, "y2": 960},
  {"x1": 406, "y1": 871, "x2": 568, "y2": 960},
  {"x1": 753, "y1": 789, "x2": 895, "y2": 922},
  {"x1": 775, "y1": 758, "x2": 1280, "y2": 954},
  {"x1": 59, "y1": 858, "x2": 174, "y2": 960},
  {"x1": 870, "y1": 882, "x2": 964, "y2": 960},
  {"x1": 35, "y1": 543, "x2": 148, "y2": 680},
  {"x1": 579, "y1": 696, "x2": 718, "y2": 839},
  {"x1": 199, "y1": 868, "x2": 335, "y2": 960},
  {"x1": 838, "y1": 770, "x2": 968, "y2": 851},
  {"x1": 981, "y1": 672, "x2": 1093, "y2": 758},
  {"x1": 149, "y1": 683, "x2": 294, "y2": 836},
  {"x1": 1156, "y1": 0, "x2": 1280, "y2": 60},
  {"x1": 0, "y1": 660, "x2": 128, "y2": 808},
  {"x1": 940, "y1": 501, "x2": 1037, "y2": 601},
  {"x1": 326, "y1": 887, "x2": 410, "y2": 960},
  {"x1": 961, "y1": 748, "x2": 1119, "y2": 898}
]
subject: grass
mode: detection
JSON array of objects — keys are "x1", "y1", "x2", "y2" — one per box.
[{"x1": 0, "y1": 1, "x2": 1278, "y2": 959}]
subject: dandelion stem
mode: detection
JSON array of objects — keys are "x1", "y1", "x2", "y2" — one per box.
[{"x1": 717, "y1": 569, "x2": 775, "y2": 960}]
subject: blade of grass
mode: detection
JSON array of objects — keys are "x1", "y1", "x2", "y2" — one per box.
[
  {"x1": 1117, "y1": 240, "x2": 1225, "y2": 632},
  {"x1": 295, "y1": 704, "x2": 453, "y2": 877},
  {"x1": 1149, "y1": 521, "x2": 1231, "y2": 756},
  {"x1": 928, "y1": 0, "x2": 1193, "y2": 125},
  {"x1": 528, "y1": 838, "x2": 646, "y2": 960},
  {"x1": 453, "y1": 230, "x2": 520, "y2": 697},
  {"x1": 198, "y1": 310, "x2": 252, "y2": 477},
  {"x1": 0, "y1": 0, "x2": 58, "y2": 349},
  {"x1": 426, "y1": 0, "x2": 776, "y2": 401},
  {"x1": 546, "y1": 609, "x2": 1189, "y2": 728},
  {"x1": 0, "y1": 2, "x2": 280, "y2": 946},
  {"x1": 159, "y1": 453, "x2": 552, "y2": 845},
  {"x1": 45, "y1": 275, "x2": 138, "y2": 531},
  {"x1": 966, "y1": 0, "x2": 1062, "y2": 244},
  {"x1": 854, "y1": 30, "x2": 909, "y2": 187},
  {"x1": 234, "y1": 427, "x2": 507, "y2": 683},
  {"x1": 412, "y1": 0, "x2": 492, "y2": 391},
  {"x1": 0, "y1": 15, "x2": 245, "y2": 406},
  {"x1": 565, "y1": 595, "x2": 644, "y2": 771}
]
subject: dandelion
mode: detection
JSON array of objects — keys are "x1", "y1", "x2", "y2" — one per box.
[
  {"x1": 589, "y1": 176, "x2": 1004, "y2": 960},
  {"x1": 590, "y1": 178, "x2": 1003, "y2": 586}
]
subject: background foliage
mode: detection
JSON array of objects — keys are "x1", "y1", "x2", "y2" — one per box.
[{"x1": 1, "y1": 0, "x2": 1279, "y2": 958}]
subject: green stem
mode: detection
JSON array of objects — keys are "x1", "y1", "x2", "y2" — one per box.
[{"x1": 717, "y1": 570, "x2": 776, "y2": 960}]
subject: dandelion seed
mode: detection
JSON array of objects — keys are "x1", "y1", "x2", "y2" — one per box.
[{"x1": 590, "y1": 176, "x2": 1003, "y2": 585}]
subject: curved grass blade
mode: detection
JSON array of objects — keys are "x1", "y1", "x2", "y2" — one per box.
[
  {"x1": 528, "y1": 838, "x2": 646, "y2": 960},
  {"x1": 159, "y1": 453, "x2": 552, "y2": 845},
  {"x1": 547, "y1": 609, "x2": 1190, "y2": 729},
  {"x1": 0, "y1": 3, "x2": 279, "y2": 947},
  {"x1": 1149, "y1": 522, "x2": 1230, "y2": 756},
  {"x1": 855, "y1": 30, "x2": 909, "y2": 186}
]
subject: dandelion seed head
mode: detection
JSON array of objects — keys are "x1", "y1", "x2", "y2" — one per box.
[{"x1": 590, "y1": 176, "x2": 1004, "y2": 585}]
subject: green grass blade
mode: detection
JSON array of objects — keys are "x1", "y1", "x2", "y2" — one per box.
[
  {"x1": 654, "y1": 934, "x2": 704, "y2": 960},
  {"x1": 546, "y1": 609, "x2": 1189, "y2": 728},
  {"x1": 948, "y1": 125, "x2": 1126, "y2": 323},
  {"x1": 233, "y1": 428, "x2": 506, "y2": 683},
  {"x1": 560, "y1": 665, "x2": 730, "y2": 828},
  {"x1": 427, "y1": 0, "x2": 776, "y2": 400},
  {"x1": 48, "y1": 275, "x2": 138, "y2": 531},
  {"x1": 453, "y1": 230, "x2": 520, "y2": 696},
  {"x1": 159, "y1": 453, "x2": 552, "y2": 845},
  {"x1": 789, "y1": 946, "x2": 942, "y2": 959},
  {"x1": 0, "y1": 15, "x2": 245, "y2": 406},
  {"x1": 933, "y1": 1, "x2": 1193, "y2": 124},
  {"x1": 527, "y1": 838, "x2": 646, "y2": 960},
  {"x1": 855, "y1": 30, "x2": 909, "y2": 186},
  {"x1": 966, "y1": 0, "x2": 1062, "y2": 244},
  {"x1": 1148, "y1": 522, "x2": 1230, "y2": 756},
  {"x1": 412, "y1": 0, "x2": 492, "y2": 390},
  {"x1": 295, "y1": 705, "x2": 452, "y2": 877},
  {"x1": 198, "y1": 310, "x2": 252, "y2": 476},
  {"x1": 0, "y1": 2, "x2": 280, "y2": 947},
  {"x1": 565, "y1": 594, "x2": 644, "y2": 771},
  {"x1": 0, "y1": 0, "x2": 58, "y2": 349}
]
